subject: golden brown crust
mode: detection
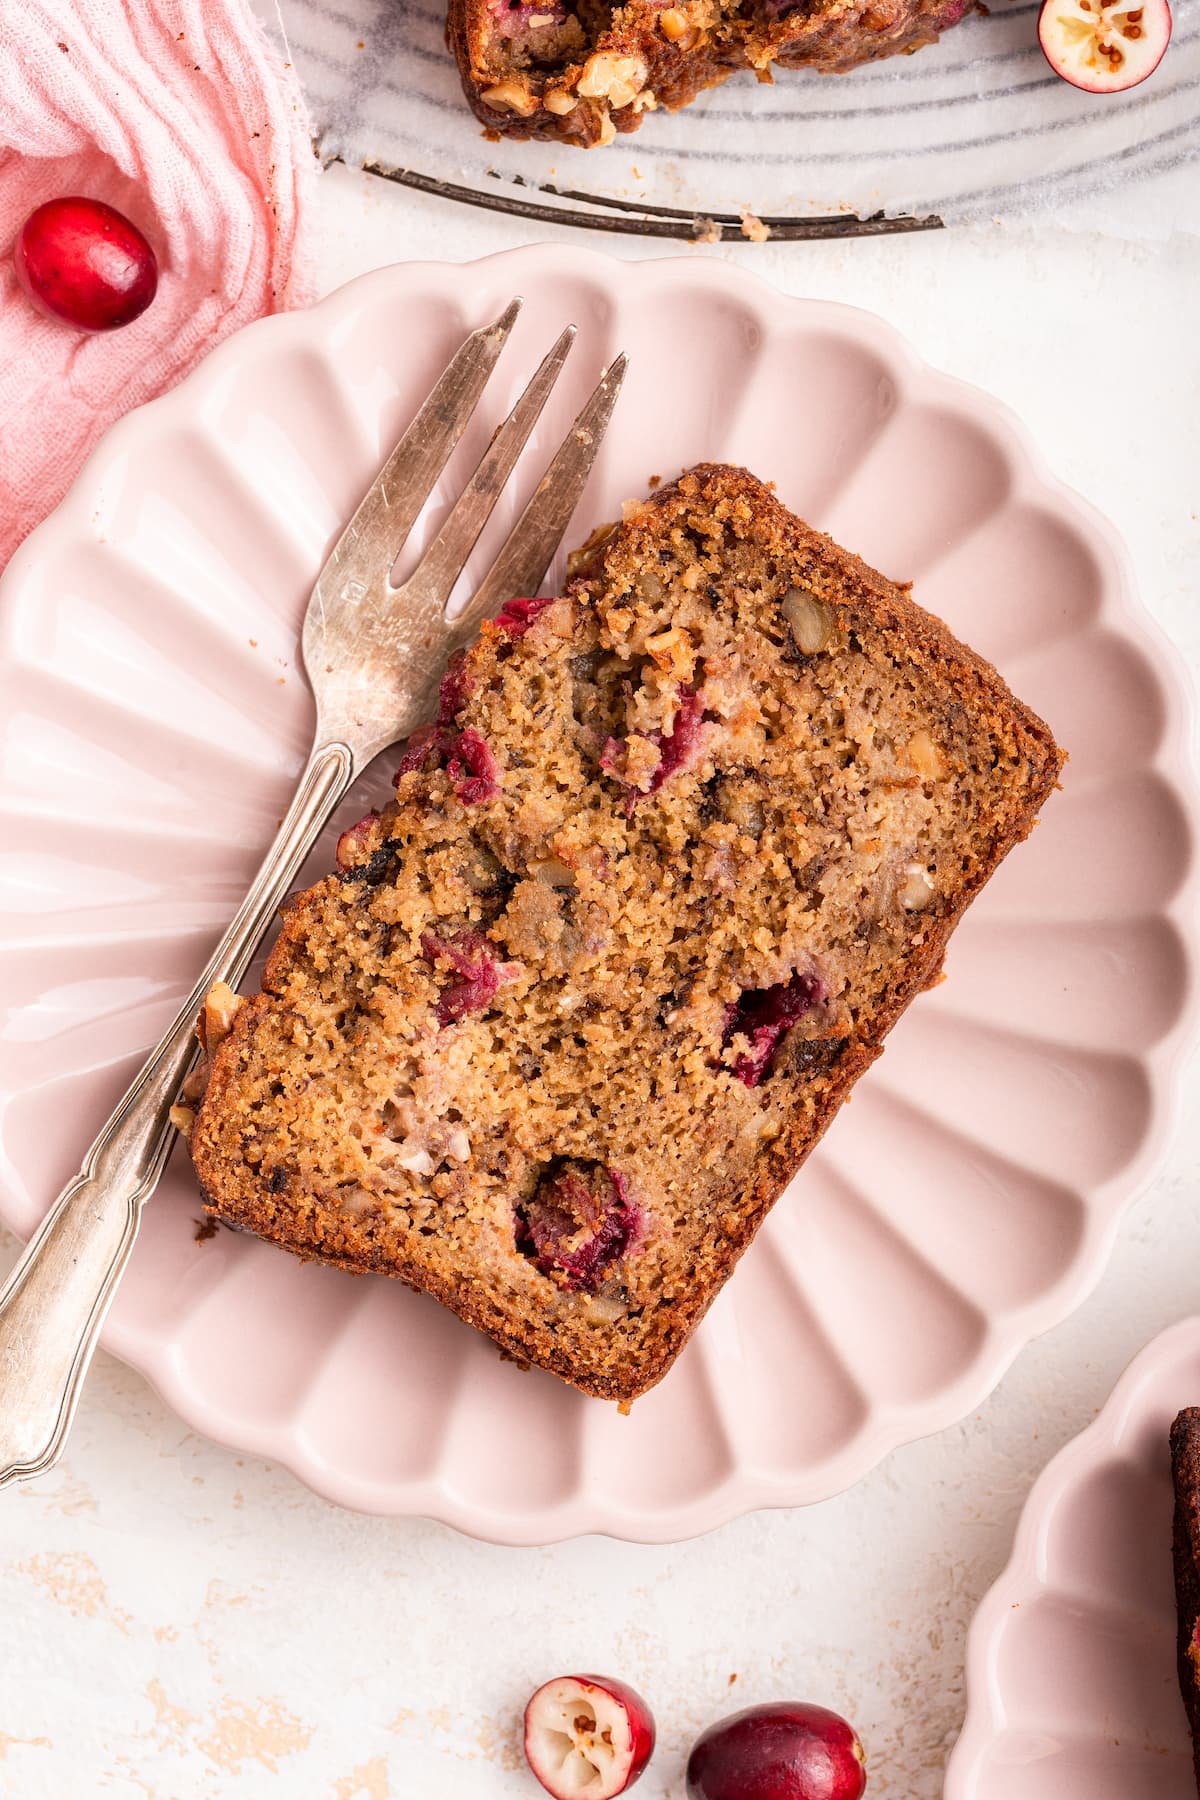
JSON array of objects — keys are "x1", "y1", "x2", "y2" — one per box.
[{"x1": 190, "y1": 463, "x2": 1063, "y2": 1402}]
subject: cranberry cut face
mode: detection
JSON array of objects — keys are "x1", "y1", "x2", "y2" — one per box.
[
  {"x1": 494, "y1": 594, "x2": 557, "y2": 637},
  {"x1": 603, "y1": 686, "x2": 708, "y2": 816},
  {"x1": 420, "y1": 929, "x2": 520, "y2": 1026},
  {"x1": 524, "y1": 1674, "x2": 656, "y2": 1799},
  {"x1": 446, "y1": 727, "x2": 502, "y2": 804},
  {"x1": 1038, "y1": 0, "x2": 1171, "y2": 89},
  {"x1": 648, "y1": 687, "x2": 706, "y2": 791},
  {"x1": 516, "y1": 1163, "x2": 645, "y2": 1292},
  {"x1": 721, "y1": 971, "x2": 826, "y2": 1087},
  {"x1": 395, "y1": 723, "x2": 502, "y2": 804},
  {"x1": 334, "y1": 811, "x2": 380, "y2": 871},
  {"x1": 436, "y1": 650, "x2": 474, "y2": 724},
  {"x1": 15, "y1": 197, "x2": 158, "y2": 331},
  {"x1": 395, "y1": 724, "x2": 441, "y2": 781}
]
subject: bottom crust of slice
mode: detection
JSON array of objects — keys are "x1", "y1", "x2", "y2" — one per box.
[{"x1": 200, "y1": 1016, "x2": 885, "y2": 1401}]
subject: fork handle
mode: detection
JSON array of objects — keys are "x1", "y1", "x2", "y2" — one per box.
[{"x1": 0, "y1": 740, "x2": 356, "y2": 1490}]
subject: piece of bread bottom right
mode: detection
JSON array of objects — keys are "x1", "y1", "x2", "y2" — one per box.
[
  {"x1": 1173, "y1": 1408, "x2": 1200, "y2": 1790},
  {"x1": 185, "y1": 465, "x2": 1064, "y2": 1402}
]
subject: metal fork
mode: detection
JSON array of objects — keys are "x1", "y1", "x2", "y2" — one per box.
[{"x1": 0, "y1": 299, "x2": 626, "y2": 1489}]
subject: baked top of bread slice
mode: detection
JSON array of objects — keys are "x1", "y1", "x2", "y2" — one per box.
[
  {"x1": 1173, "y1": 1407, "x2": 1200, "y2": 1791},
  {"x1": 185, "y1": 464, "x2": 1063, "y2": 1403},
  {"x1": 447, "y1": 0, "x2": 971, "y2": 147}
]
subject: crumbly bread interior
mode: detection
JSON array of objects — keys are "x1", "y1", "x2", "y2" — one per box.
[
  {"x1": 188, "y1": 465, "x2": 1061, "y2": 1400},
  {"x1": 451, "y1": 0, "x2": 972, "y2": 146}
]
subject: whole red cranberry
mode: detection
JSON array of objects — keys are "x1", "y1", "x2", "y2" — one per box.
[
  {"x1": 14, "y1": 196, "x2": 158, "y2": 332},
  {"x1": 686, "y1": 1702, "x2": 867, "y2": 1800}
]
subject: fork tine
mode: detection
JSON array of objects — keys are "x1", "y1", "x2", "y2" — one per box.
[
  {"x1": 396, "y1": 324, "x2": 577, "y2": 615},
  {"x1": 313, "y1": 298, "x2": 522, "y2": 605},
  {"x1": 452, "y1": 353, "x2": 628, "y2": 640}
]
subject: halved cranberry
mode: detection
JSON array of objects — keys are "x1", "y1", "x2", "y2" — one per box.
[
  {"x1": 395, "y1": 725, "x2": 443, "y2": 782},
  {"x1": 334, "y1": 810, "x2": 380, "y2": 871},
  {"x1": 1039, "y1": 0, "x2": 1171, "y2": 92},
  {"x1": 446, "y1": 727, "x2": 502, "y2": 804},
  {"x1": 516, "y1": 1163, "x2": 644, "y2": 1292},
  {"x1": 420, "y1": 928, "x2": 520, "y2": 1026},
  {"x1": 525, "y1": 1674, "x2": 656, "y2": 1797},
  {"x1": 436, "y1": 650, "x2": 474, "y2": 724},
  {"x1": 649, "y1": 687, "x2": 706, "y2": 791},
  {"x1": 603, "y1": 686, "x2": 708, "y2": 816},
  {"x1": 395, "y1": 723, "x2": 502, "y2": 805},
  {"x1": 722, "y1": 971, "x2": 826, "y2": 1088},
  {"x1": 495, "y1": 595, "x2": 556, "y2": 637}
]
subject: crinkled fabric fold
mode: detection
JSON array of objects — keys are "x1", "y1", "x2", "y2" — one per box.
[{"x1": 0, "y1": 0, "x2": 316, "y2": 567}]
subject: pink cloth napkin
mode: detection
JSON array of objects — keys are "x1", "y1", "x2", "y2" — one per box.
[{"x1": 0, "y1": 0, "x2": 316, "y2": 569}]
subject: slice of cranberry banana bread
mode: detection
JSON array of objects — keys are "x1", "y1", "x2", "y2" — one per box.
[
  {"x1": 1173, "y1": 1408, "x2": 1200, "y2": 1790},
  {"x1": 447, "y1": 0, "x2": 972, "y2": 148},
  {"x1": 183, "y1": 464, "x2": 1062, "y2": 1402}
]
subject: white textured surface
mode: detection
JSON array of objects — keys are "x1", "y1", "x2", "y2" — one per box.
[{"x1": 2, "y1": 166, "x2": 1199, "y2": 1798}]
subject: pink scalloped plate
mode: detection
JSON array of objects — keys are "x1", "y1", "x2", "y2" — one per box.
[
  {"x1": 0, "y1": 250, "x2": 1196, "y2": 1543},
  {"x1": 947, "y1": 1318, "x2": 1200, "y2": 1798}
]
